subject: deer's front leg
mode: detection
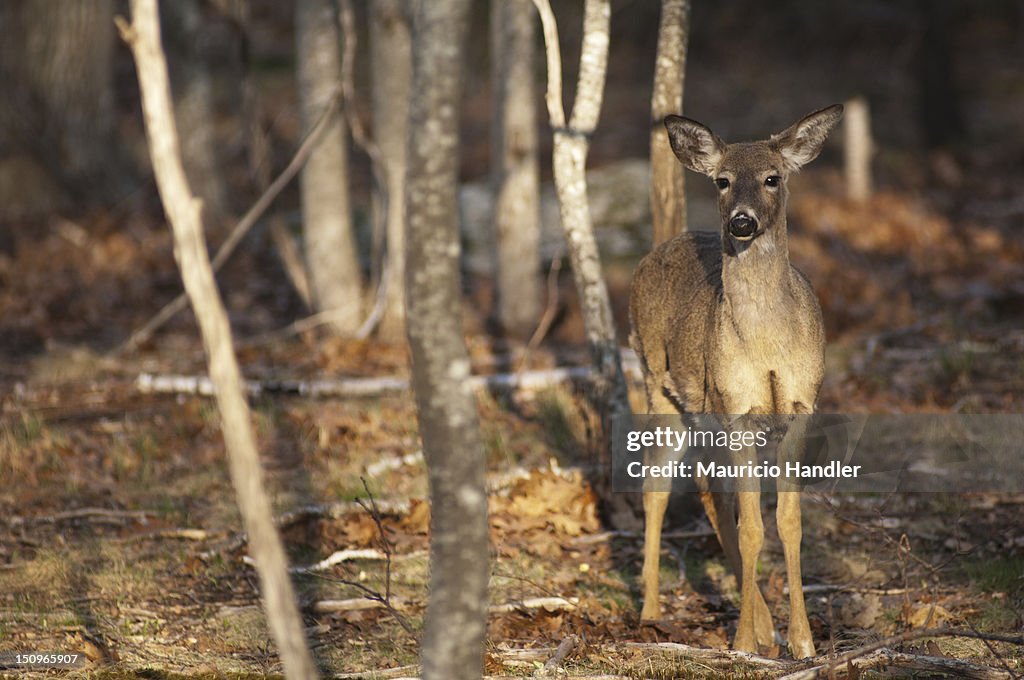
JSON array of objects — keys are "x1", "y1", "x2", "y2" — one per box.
[
  {"x1": 641, "y1": 490, "x2": 669, "y2": 620},
  {"x1": 777, "y1": 413, "x2": 816, "y2": 658},
  {"x1": 733, "y1": 477, "x2": 763, "y2": 654}
]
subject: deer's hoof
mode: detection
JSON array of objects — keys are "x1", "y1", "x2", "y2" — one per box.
[
  {"x1": 789, "y1": 637, "x2": 816, "y2": 659},
  {"x1": 640, "y1": 601, "x2": 661, "y2": 621},
  {"x1": 733, "y1": 629, "x2": 758, "y2": 654}
]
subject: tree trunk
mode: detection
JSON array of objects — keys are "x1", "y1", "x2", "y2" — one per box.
[
  {"x1": 0, "y1": 0, "x2": 118, "y2": 214},
  {"x1": 161, "y1": 0, "x2": 230, "y2": 228},
  {"x1": 491, "y1": 0, "x2": 542, "y2": 338},
  {"x1": 117, "y1": 3, "x2": 318, "y2": 679},
  {"x1": 371, "y1": 0, "x2": 413, "y2": 342},
  {"x1": 844, "y1": 96, "x2": 873, "y2": 203},
  {"x1": 405, "y1": 2, "x2": 488, "y2": 679},
  {"x1": 649, "y1": 0, "x2": 690, "y2": 246},
  {"x1": 296, "y1": 0, "x2": 363, "y2": 335},
  {"x1": 532, "y1": 0, "x2": 633, "y2": 514}
]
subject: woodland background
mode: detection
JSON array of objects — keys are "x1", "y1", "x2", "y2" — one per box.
[{"x1": 1, "y1": 1, "x2": 1023, "y2": 678}]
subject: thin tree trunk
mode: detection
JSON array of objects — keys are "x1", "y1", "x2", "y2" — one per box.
[
  {"x1": 371, "y1": 0, "x2": 413, "y2": 341},
  {"x1": 161, "y1": 0, "x2": 230, "y2": 228},
  {"x1": 0, "y1": 0, "x2": 118, "y2": 211},
  {"x1": 650, "y1": 0, "x2": 690, "y2": 246},
  {"x1": 532, "y1": 0, "x2": 632, "y2": 507},
  {"x1": 405, "y1": 2, "x2": 488, "y2": 679},
  {"x1": 116, "y1": 4, "x2": 318, "y2": 679},
  {"x1": 491, "y1": 0, "x2": 542, "y2": 338},
  {"x1": 844, "y1": 96, "x2": 872, "y2": 203},
  {"x1": 296, "y1": 0, "x2": 362, "y2": 335}
]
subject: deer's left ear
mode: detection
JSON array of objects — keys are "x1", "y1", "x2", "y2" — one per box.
[{"x1": 770, "y1": 104, "x2": 844, "y2": 172}]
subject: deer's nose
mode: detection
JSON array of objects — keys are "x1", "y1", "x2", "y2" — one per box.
[{"x1": 728, "y1": 213, "x2": 757, "y2": 239}]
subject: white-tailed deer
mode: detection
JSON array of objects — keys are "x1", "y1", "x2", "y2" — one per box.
[{"x1": 629, "y1": 105, "x2": 843, "y2": 658}]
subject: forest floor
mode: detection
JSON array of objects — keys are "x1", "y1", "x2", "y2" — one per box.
[{"x1": 2, "y1": 178, "x2": 1024, "y2": 678}]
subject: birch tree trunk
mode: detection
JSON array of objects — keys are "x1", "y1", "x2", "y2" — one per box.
[
  {"x1": 296, "y1": 0, "x2": 362, "y2": 335},
  {"x1": 371, "y1": 0, "x2": 413, "y2": 341},
  {"x1": 405, "y1": 1, "x2": 488, "y2": 679},
  {"x1": 491, "y1": 0, "x2": 542, "y2": 338},
  {"x1": 650, "y1": 0, "x2": 690, "y2": 246},
  {"x1": 117, "y1": 3, "x2": 318, "y2": 679},
  {"x1": 532, "y1": 0, "x2": 632, "y2": 483}
]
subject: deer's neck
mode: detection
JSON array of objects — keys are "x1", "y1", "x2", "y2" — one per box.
[{"x1": 720, "y1": 219, "x2": 794, "y2": 326}]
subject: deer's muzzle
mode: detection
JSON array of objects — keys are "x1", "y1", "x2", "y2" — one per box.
[{"x1": 728, "y1": 213, "x2": 758, "y2": 240}]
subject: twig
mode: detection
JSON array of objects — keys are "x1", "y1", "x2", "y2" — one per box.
[
  {"x1": 115, "y1": 76, "x2": 344, "y2": 354},
  {"x1": 298, "y1": 482, "x2": 412, "y2": 635},
  {"x1": 519, "y1": 255, "x2": 564, "y2": 371},
  {"x1": 537, "y1": 634, "x2": 579, "y2": 677},
  {"x1": 355, "y1": 477, "x2": 395, "y2": 603},
  {"x1": 268, "y1": 216, "x2": 313, "y2": 309},
  {"x1": 966, "y1": 618, "x2": 1021, "y2": 680}
]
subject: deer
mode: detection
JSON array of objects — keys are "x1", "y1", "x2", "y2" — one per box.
[{"x1": 629, "y1": 105, "x2": 843, "y2": 658}]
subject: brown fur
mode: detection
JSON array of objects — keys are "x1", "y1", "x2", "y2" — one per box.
[{"x1": 630, "y1": 105, "x2": 843, "y2": 658}]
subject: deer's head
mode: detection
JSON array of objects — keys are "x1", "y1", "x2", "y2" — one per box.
[{"x1": 664, "y1": 105, "x2": 843, "y2": 251}]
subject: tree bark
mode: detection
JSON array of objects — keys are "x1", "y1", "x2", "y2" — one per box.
[
  {"x1": 844, "y1": 96, "x2": 873, "y2": 203},
  {"x1": 532, "y1": 0, "x2": 632, "y2": 504},
  {"x1": 116, "y1": 3, "x2": 318, "y2": 679},
  {"x1": 161, "y1": 0, "x2": 230, "y2": 228},
  {"x1": 491, "y1": 0, "x2": 542, "y2": 338},
  {"x1": 371, "y1": 0, "x2": 413, "y2": 341},
  {"x1": 0, "y1": 0, "x2": 118, "y2": 213},
  {"x1": 296, "y1": 0, "x2": 363, "y2": 335},
  {"x1": 405, "y1": 2, "x2": 488, "y2": 679},
  {"x1": 649, "y1": 0, "x2": 690, "y2": 246}
]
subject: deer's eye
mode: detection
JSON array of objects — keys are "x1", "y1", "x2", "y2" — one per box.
[
  {"x1": 714, "y1": 178, "x2": 730, "y2": 191},
  {"x1": 764, "y1": 175, "x2": 781, "y2": 188}
]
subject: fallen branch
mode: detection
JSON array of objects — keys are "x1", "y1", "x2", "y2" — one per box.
[
  {"x1": 136, "y1": 360, "x2": 643, "y2": 400},
  {"x1": 779, "y1": 627, "x2": 1024, "y2": 680},
  {"x1": 311, "y1": 598, "x2": 391, "y2": 613},
  {"x1": 624, "y1": 642, "x2": 784, "y2": 670},
  {"x1": 490, "y1": 596, "x2": 579, "y2": 614},
  {"x1": 292, "y1": 548, "x2": 387, "y2": 573},
  {"x1": 14, "y1": 508, "x2": 154, "y2": 525},
  {"x1": 784, "y1": 584, "x2": 916, "y2": 596},
  {"x1": 328, "y1": 665, "x2": 419, "y2": 680},
  {"x1": 779, "y1": 649, "x2": 1013, "y2": 680}
]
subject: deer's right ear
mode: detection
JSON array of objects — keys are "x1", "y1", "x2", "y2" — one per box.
[{"x1": 664, "y1": 115, "x2": 725, "y2": 177}]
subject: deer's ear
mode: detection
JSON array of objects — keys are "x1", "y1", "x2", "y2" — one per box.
[
  {"x1": 664, "y1": 115, "x2": 725, "y2": 177},
  {"x1": 770, "y1": 104, "x2": 844, "y2": 172}
]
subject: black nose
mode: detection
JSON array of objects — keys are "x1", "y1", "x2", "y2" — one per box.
[{"x1": 728, "y1": 213, "x2": 757, "y2": 238}]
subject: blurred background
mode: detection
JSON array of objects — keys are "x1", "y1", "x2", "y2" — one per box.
[{"x1": 1, "y1": 0, "x2": 1022, "y2": 378}]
